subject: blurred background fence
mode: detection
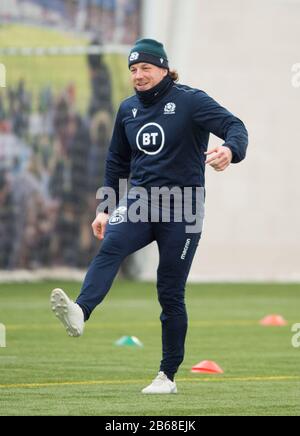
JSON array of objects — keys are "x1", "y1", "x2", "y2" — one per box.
[{"x1": 0, "y1": 0, "x2": 139, "y2": 274}]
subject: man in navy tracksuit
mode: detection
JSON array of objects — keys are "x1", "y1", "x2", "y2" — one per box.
[{"x1": 51, "y1": 39, "x2": 248, "y2": 394}]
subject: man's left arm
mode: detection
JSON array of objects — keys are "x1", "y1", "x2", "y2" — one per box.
[{"x1": 192, "y1": 90, "x2": 248, "y2": 171}]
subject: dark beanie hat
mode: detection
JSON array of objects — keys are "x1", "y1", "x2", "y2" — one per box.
[{"x1": 128, "y1": 38, "x2": 169, "y2": 70}]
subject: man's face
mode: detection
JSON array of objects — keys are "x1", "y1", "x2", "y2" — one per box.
[{"x1": 130, "y1": 63, "x2": 168, "y2": 91}]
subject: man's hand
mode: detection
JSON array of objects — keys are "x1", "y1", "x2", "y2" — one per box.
[
  {"x1": 92, "y1": 213, "x2": 109, "y2": 240},
  {"x1": 205, "y1": 146, "x2": 233, "y2": 171}
]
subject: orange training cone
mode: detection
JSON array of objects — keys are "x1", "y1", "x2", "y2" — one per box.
[
  {"x1": 191, "y1": 360, "x2": 224, "y2": 374},
  {"x1": 260, "y1": 315, "x2": 287, "y2": 326}
]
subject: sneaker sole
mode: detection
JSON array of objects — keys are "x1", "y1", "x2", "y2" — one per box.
[
  {"x1": 50, "y1": 288, "x2": 82, "y2": 337},
  {"x1": 142, "y1": 387, "x2": 177, "y2": 394}
]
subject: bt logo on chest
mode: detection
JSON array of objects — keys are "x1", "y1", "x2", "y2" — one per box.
[{"x1": 136, "y1": 123, "x2": 165, "y2": 155}]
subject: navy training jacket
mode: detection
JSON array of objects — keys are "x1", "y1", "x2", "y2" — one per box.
[{"x1": 104, "y1": 82, "x2": 248, "y2": 200}]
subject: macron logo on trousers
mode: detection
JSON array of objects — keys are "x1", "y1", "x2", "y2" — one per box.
[{"x1": 181, "y1": 238, "x2": 191, "y2": 260}]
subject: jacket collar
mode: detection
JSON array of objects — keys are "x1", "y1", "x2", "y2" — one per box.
[{"x1": 135, "y1": 75, "x2": 173, "y2": 107}]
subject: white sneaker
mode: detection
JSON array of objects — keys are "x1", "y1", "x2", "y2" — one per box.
[
  {"x1": 50, "y1": 288, "x2": 84, "y2": 337},
  {"x1": 142, "y1": 372, "x2": 177, "y2": 394}
]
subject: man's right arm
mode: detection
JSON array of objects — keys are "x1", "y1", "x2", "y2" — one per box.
[
  {"x1": 104, "y1": 105, "x2": 131, "y2": 201},
  {"x1": 95, "y1": 105, "x2": 131, "y2": 238}
]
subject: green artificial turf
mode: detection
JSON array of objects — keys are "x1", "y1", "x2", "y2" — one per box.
[{"x1": 0, "y1": 281, "x2": 300, "y2": 416}]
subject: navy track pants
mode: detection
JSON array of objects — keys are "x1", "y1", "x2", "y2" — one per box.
[{"x1": 76, "y1": 195, "x2": 202, "y2": 380}]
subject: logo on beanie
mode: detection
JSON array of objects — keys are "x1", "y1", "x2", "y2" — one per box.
[
  {"x1": 164, "y1": 102, "x2": 176, "y2": 115},
  {"x1": 129, "y1": 52, "x2": 139, "y2": 62}
]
